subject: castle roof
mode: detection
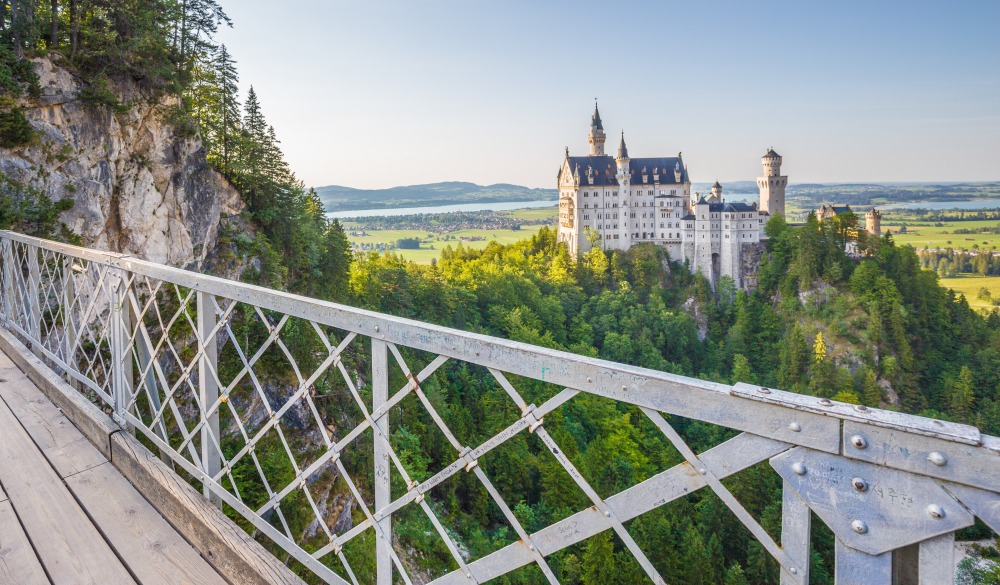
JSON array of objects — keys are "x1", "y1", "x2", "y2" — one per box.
[
  {"x1": 617, "y1": 133, "x2": 629, "y2": 159},
  {"x1": 704, "y1": 201, "x2": 758, "y2": 213},
  {"x1": 820, "y1": 204, "x2": 853, "y2": 216},
  {"x1": 713, "y1": 180, "x2": 722, "y2": 189},
  {"x1": 591, "y1": 103, "x2": 603, "y2": 131},
  {"x1": 561, "y1": 155, "x2": 689, "y2": 186},
  {"x1": 764, "y1": 148, "x2": 781, "y2": 158}
]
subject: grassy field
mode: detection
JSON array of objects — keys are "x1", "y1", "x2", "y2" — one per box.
[
  {"x1": 887, "y1": 219, "x2": 1000, "y2": 251},
  {"x1": 939, "y1": 274, "x2": 1000, "y2": 311}
]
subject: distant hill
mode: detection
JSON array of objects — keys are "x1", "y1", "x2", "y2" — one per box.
[
  {"x1": 315, "y1": 182, "x2": 557, "y2": 212},
  {"x1": 316, "y1": 180, "x2": 1000, "y2": 212}
]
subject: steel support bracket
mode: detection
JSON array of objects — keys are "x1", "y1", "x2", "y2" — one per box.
[{"x1": 771, "y1": 447, "x2": 973, "y2": 555}]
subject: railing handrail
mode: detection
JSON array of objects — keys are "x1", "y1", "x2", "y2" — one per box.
[
  {"x1": 2, "y1": 229, "x2": 998, "y2": 585},
  {"x1": 0, "y1": 229, "x2": 989, "y2": 451}
]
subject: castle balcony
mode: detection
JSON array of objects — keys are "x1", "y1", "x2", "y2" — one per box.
[{"x1": 0, "y1": 230, "x2": 998, "y2": 585}]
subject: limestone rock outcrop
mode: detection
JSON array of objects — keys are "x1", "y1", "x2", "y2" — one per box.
[{"x1": 0, "y1": 58, "x2": 244, "y2": 270}]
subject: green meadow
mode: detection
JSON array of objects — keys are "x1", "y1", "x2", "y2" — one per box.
[
  {"x1": 887, "y1": 219, "x2": 1000, "y2": 251},
  {"x1": 938, "y1": 274, "x2": 1000, "y2": 311}
]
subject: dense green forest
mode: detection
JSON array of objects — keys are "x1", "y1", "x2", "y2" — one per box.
[{"x1": 3, "y1": 3, "x2": 1000, "y2": 584}]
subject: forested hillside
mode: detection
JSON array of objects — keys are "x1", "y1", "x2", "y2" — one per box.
[{"x1": 3, "y1": 3, "x2": 999, "y2": 584}]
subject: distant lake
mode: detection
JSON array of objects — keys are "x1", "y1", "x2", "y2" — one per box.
[
  {"x1": 880, "y1": 200, "x2": 1000, "y2": 211},
  {"x1": 327, "y1": 199, "x2": 557, "y2": 219}
]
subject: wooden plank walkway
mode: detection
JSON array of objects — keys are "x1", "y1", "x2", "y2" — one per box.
[{"x1": 0, "y1": 351, "x2": 230, "y2": 585}]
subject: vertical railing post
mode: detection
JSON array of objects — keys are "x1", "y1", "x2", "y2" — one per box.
[
  {"x1": 109, "y1": 266, "x2": 132, "y2": 425},
  {"x1": 1, "y1": 237, "x2": 13, "y2": 327},
  {"x1": 27, "y1": 244, "x2": 42, "y2": 355},
  {"x1": 197, "y1": 290, "x2": 221, "y2": 507},
  {"x1": 372, "y1": 339, "x2": 391, "y2": 585},
  {"x1": 781, "y1": 482, "x2": 810, "y2": 585},
  {"x1": 62, "y1": 257, "x2": 79, "y2": 387}
]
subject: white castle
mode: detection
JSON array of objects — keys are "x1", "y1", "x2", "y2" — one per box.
[{"x1": 556, "y1": 104, "x2": 786, "y2": 289}]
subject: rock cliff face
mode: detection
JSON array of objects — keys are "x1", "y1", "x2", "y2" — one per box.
[{"x1": 0, "y1": 58, "x2": 243, "y2": 269}]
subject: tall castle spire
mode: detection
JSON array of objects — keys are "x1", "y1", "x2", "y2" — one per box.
[
  {"x1": 616, "y1": 131, "x2": 629, "y2": 160},
  {"x1": 588, "y1": 100, "x2": 606, "y2": 156}
]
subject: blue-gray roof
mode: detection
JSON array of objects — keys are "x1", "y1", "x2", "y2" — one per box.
[{"x1": 560, "y1": 156, "x2": 689, "y2": 186}]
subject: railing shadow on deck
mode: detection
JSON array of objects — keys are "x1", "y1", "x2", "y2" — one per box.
[{"x1": 0, "y1": 229, "x2": 998, "y2": 585}]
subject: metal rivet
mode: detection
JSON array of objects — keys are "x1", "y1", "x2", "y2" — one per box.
[
  {"x1": 698, "y1": 468, "x2": 707, "y2": 475},
  {"x1": 374, "y1": 325, "x2": 379, "y2": 332},
  {"x1": 791, "y1": 462, "x2": 807, "y2": 476},
  {"x1": 928, "y1": 452, "x2": 947, "y2": 467},
  {"x1": 758, "y1": 387, "x2": 771, "y2": 394},
  {"x1": 587, "y1": 377, "x2": 592, "y2": 383},
  {"x1": 788, "y1": 422, "x2": 802, "y2": 432},
  {"x1": 819, "y1": 398, "x2": 833, "y2": 406},
  {"x1": 851, "y1": 477, "x2": 868, "y2": 492},
  {"x1": 604, "y1": 511, "x2": 611, "y2": 517},
  {"x1": 850, "y1": 435, "x2": 868, "y2": 449},
  {"x1": 851, "y1": 520, "x2": 868, "y2": 534},
  {"x1": 927, "y1": 504, "x2": 945, "y2": 520},
  {"x1": 529, "y1": 545, "x2": 535, "y2": 551},
  {"x1": 622, "y1": 385, "x2": 627, "y2": 391},
  {"x1": 790, "y1": 568, "x2": 798, "y2": 575}
]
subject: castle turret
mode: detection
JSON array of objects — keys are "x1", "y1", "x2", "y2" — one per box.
[
  {"x1": 588, "y1": 102, "x2": 606, "y2": 156},
  {"x1": 757, "y1": 148, "x2": 787, "y2": 217},
  {"x1": 866, "y1": 207, "x2": 882, "y2": 237},
  {"x1": 710, "y1": 180, "x2": 723, "y2": 203}
]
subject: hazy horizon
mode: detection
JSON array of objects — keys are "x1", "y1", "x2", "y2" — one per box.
[{"x1": 218, "y1": 1, "x2": 999, "y2": 190}]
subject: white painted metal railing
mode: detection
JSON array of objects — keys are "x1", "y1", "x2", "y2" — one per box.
[{"x1": 0, "y1": 229, "x2": 998, "y2": 585}]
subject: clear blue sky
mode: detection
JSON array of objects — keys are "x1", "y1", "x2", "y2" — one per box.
[{"x1": 217, "y1": 0, "x2": 999, "y2": 189}]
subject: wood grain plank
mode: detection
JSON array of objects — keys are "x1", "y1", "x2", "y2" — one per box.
[
  {"x1": 0, "y1": 373, "x2": 107, "y2": 478},
  {"x1": 0, "y1": 329, "x2": 118, "y2": 460},
  {"x1": 0, "y1": 396, "x2": 136, "y2": 585},
  {"x1": 0, "y1": 500, "x2": 49, "y2": 585},
  {"x1": 66, "y1": 463, "x2": 228, "y2": 585},
  {"x1": 111, "y1": 432, "x2": 306, "y2": 585}
]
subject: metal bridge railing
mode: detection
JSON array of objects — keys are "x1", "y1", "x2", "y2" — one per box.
[{"x1": 0, "y1": 229, "x2": 997, "y2": 585}]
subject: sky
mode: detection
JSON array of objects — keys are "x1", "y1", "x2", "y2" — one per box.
[{"x1": 216, "y1": 1, "x2": 1000, "y2": 189}]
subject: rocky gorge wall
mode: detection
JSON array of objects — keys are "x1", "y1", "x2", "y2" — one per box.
[{"x1": 0, "y1": 58, "x2": 244, "y2": 270}]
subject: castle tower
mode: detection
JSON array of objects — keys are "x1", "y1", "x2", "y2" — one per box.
[
  {"x1": 866, "y1": 207, "x2": 882, "y2": 237},
  {"x1": 588, "y1": 102, "x2": 606, "y2": 156},
  {"x1": 616, "y1": 133, "x2": 630, "y2": 244},
  {"x1": 757, "y1": 148, "x2": 787, "y2": 217},
  {"x1": 710, "y1": 180, "x2": 723, "y2": 203}
]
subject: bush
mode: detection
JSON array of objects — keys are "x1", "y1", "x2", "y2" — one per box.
[{"x1": 0, "y1": 100, "x2": 34, "y2": 147}]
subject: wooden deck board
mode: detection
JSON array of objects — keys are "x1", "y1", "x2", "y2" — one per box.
[
  {"x1": 66, "y1": 462, "x2": 229, "y2": 585},
  {"x1": 0, "y1": 372, "x2": 106, "y2": 479},
  {"x1": 0, "y1": 393, "x2": 138, "y2": 585},
  {"x1": 0, "y1": 500, "x2": 50, "y2": 585}
]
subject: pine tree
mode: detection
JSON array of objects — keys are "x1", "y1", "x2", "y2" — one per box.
[
  {"x1": 948, "y1": 366, "x2": 975, "y2": 422},
  {"x1": 724, "y1": 564, "x2": 751, "y2": 585},
  {"x1": 813, "y1": 332, "x2": 827, "y2": 363},
  {"x1": 581, "y1": 532, "x2": 616, "y2": 584}
]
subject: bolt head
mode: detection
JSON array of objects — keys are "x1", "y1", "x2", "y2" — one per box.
[
  {"x1": 927, "y1": 504, "x2": 945, "y2": 520},
  {"x1": 851, "y1": 477, "x2": 868, "y2": 492},
  {"x1": 851, "y1": 520, "x2": 868, "y2": 534},
  {"x1": 791, "y1": 462, "x2": 807, "y2": 476},
  {"x1": 850, "y1": 435, "x2": 868, "y2": 449},
  {"x1": 788, "y1": 422, "x2": 802, "y2": 432},
  {"x1": 928, "y1": 452, "x2": 947, "y2": 467}
]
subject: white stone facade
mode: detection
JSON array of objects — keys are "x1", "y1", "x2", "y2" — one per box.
[{"x1": 556, "y1": 106, "x2": 783, "y2": 290}]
